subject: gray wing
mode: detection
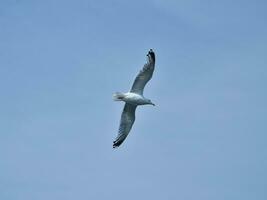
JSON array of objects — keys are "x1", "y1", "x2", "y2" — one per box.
[
  {"x1": 130, "y1": 49, "x2": 156, "y2": 95},
  {"x1": 113, "y1": 103, "x2": 137, "y2": 148}
]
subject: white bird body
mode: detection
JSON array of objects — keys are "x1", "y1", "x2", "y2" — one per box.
[
  {"x1": 112, "y1": 49, "x2": 156, "y2": 148},
  {"x1": 113, "y1": 92, "x2": 154, "y2": 106}
]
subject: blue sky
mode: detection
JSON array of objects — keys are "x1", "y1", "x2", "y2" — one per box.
[{"x1": 0, "y1": 0, "x2": 267, "y2": 199}]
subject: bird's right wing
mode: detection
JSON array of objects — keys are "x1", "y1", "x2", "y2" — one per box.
[
  {"x1": 113, "y1": 103, "x2": 137, "y2": 148},
  {"x1": 130, "y1": 49, "x2": 155, "y2": 95}
]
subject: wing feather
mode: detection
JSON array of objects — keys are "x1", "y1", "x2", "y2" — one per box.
[
  {"x1": 130, "y1": 49, "x2": 155, "y2": 95},
  {"x1": 113, "y1": 103, "x2": 137, "y2": 148}
]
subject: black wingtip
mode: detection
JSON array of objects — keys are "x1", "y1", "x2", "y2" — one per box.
[
  {"x1": 113, "y1": 141, "x2": 117, "y2": 148},
  {"x1": 147, "y1": 49, "x2": 155, "y2": 62},
  {"x1": 113, "y1": 140, "x2": 123, "y2": 148},
  {"x1": 113, "y1": 140, "x2": 118, "y2": 148}
]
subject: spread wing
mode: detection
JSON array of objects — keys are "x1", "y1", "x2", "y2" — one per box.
[
  {"x1": 130, "y1": 49, "x2": 156, "y2": 95},
  {"x1": 113, "y1": 103, "x2": 137, "y2": 148}
]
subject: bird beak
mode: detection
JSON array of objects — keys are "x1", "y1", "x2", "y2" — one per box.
[{"x1": 152, "y1": 103, "x2": 155, "y2": 106}]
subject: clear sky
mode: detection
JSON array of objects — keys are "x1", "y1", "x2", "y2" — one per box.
[{"x1": 0, "y1": 0, "x2": 267, "y2": 199}]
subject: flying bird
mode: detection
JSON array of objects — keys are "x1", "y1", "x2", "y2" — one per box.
[{"x1": 112, "y1": 49, "x2": 156, "y2": 148}]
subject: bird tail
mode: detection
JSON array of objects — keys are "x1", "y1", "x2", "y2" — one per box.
[{"x1": 113, "y1": 92, "x2": 125, "y2": 101}]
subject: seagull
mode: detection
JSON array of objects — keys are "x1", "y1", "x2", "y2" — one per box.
[{"x1": 112, "y1": 49, "x2": 156, "y2": 148}]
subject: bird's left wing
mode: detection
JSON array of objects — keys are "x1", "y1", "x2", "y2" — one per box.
[
  {"x1": 130, "y1": 49, "x2": 156, "y2": 95},
  {"x1": 113, "y1": 103, "x2": 137, "y2": 148}
]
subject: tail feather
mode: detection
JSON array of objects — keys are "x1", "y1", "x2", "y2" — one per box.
[{"x1": 113, "y1": 92, "x2": 125, "y2": 101}]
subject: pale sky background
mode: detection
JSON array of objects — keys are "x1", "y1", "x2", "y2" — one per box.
[{"x1": 0, "y1": 0, "x2": 267, "y2": 199}]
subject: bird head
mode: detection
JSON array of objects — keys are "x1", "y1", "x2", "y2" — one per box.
[{"x1": 148, "y1": 99, "x2": 155, "y2": 106}]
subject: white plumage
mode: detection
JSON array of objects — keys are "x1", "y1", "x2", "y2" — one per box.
[{"x1": 113, "y1": 49, "x2": 156, "y2": 148}]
